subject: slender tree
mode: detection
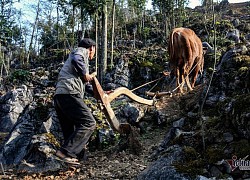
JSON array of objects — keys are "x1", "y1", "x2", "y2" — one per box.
[
  {"x1": 26, "y1": 0, "x2": 41, "y2": 64},
  {"x1": 110, "y1": 0, "x2": 115, "y2": 68},
  {"x1": 99, "y1": 0, "x2": 108, "y2": 84},
  {"x1": 95, "y1": 12, "x2": 98, "y2": 74},
  {"x1": 152, "y1": 0, "x2": 188, "y2": 38}
]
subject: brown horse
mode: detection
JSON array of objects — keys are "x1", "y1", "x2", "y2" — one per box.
[{"x1": 168, "y1": 27, "x2": 205, "y2": 93}]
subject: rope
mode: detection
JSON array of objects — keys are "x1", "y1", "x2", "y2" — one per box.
[
  {"x1": 132, "y1": 60, "x2": 200, "y2": 98},
  {"x1": 131, "y1": 56, "x2": 201, "y2": 98},
  {"x1": 131, "y1": 76, "x2": 164, "y2": 92},
  {"x1": 148, "y1": 78, "x2": 162, "y2": 92}
]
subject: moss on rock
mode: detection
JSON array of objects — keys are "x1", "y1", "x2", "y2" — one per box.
[
  {"x1": 205, "y1": 145, "x2": 224, "y2": 164},
  {"x1": 231, "y1": 139, "x2": 250, "y2": 157}
]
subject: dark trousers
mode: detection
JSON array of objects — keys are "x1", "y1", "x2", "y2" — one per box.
[{"x1": 54, "y1": 94, "x2": 96, "y2": 158}]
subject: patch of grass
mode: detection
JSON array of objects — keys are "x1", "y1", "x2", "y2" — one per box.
[
  {"x1": 205, "y1": 116, "x2": 222, "y2": 129},
  {"x1": 44, "y1": 133, "x2": 60, "y2": 147},
  {"x1": 205, "y1": 145, "x2": 224, "y2": 164},
  {"x1": 174, "y1": 158, "x2": 206, "y2": 179},
  {"x1": 231, "y1": 139, "x2": 250, "y2": 157},
  {"x1": 9, "y1": 69, "x2": 31, "y2": 83},
  {"x1": 233, "y1": 94, "x2": 250, "y2": 116},
  {"x1": 183, "y1": 146, "x2": 199, "y2": 161}
]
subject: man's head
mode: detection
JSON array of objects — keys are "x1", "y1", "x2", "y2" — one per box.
[{"x1": 79, "y1": 38, "x2": 96, "y2": 60}]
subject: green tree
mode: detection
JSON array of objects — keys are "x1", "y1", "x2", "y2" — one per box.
[
  {"x1": 26, "y1": 0, "x2": 41, "y2": 64},
  {"x1": 0, "y1": 0, "x2": 21, "y2": 76},
  {"x1": 0, "y1": 0, "x2": 20, "y2": 45},
  {"x1": 152, "y1": 0, "x2": 188, "y2": 38}
]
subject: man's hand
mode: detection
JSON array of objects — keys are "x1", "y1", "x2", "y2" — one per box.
[
  {"x1": 162, "y1": 71, "x2": 170, "y2": 76},
  {"x1": 105, "y1": 90, "x2": 114, "y2": 94},
  {"x1": 90, "y1": 72, "x2": 97, "y2": 77},
  {"x1": 83, "y1": 74, "x2": 94, "y2": 82}
]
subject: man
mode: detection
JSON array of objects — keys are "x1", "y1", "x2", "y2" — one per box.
[{"x1": 54, "y1": 38, "x2": 96, "y2": 165}]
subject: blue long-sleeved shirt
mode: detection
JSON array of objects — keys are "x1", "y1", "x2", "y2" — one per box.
[
  {"x1": 55, "y1": 47, "x2": 93, "y2": 97},
  {"x1": 72, "y1": 53, "x2": 94, "y2": 96}
]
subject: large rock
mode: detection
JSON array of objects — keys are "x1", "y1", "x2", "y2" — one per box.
[
  {"x1": 0, "y1": 102, "x2": 62, "y2": 167},
  {"x1": 138, "y1": 145, "x2": 189, "y2": 180},
  {"x1": 0, "y1": 86, "x2": 32, "y2": 132}
]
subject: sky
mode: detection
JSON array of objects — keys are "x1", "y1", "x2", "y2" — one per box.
[
  {"x1": 146, "y1": 0, "x2": 250, "y2": 9},
  {"x1": 188, "y1": 0, "x2": 249, "y2": 8},
  {"x1": 14, "y1": 0, "x2": 249, "y2": 26},
  {"x1": 15, "y1": 0, "x2": 250, "y2": 11}
]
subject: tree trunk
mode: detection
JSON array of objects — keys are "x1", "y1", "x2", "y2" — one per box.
[
  {"x1": 57, "y1": 5, "x2": 59, "y2": 50},
  {"x1": 171, "y1": 1, "x2": 175, "y2": 29},
  {"x1": 26, "y1": 0, "x2": 40, "y2": 65},
  {"x1": 81, "y1": 6, "x2": 85, "y2": 39},
  {"x1": 98, "y1": 13, "x2": 102, "y2": 81},
  {"x1": 71, "y1": 5, "x2": 75, "y2": 48},
  {"x1": 100, "y1": 2, "x2": 108, "y2": 85},
  {"x1": 165, "y1": 16, "x2": 169, "y2": 39},
  {"x1": 63, "y1": 27, "x2": 67, "y2": 61},
  {"x1": 95, "y1": 13, "x2": 99, "y2": 75},
  {"x1": 110, "y1": 0, "x2": 116, "y2": 69}
]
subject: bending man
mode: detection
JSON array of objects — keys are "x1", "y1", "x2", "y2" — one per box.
[{"x1": 54, "y1": 38, "x2": 96, "y2": 165}]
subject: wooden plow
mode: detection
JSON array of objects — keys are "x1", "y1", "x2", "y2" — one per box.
[{"x1": 92, "y1": 77, "x2": 155, "y2": 134}]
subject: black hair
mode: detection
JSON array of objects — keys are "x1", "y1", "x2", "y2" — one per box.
[{"x1": 78, "y1": 38, "x2": 96, "y2": 48}]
